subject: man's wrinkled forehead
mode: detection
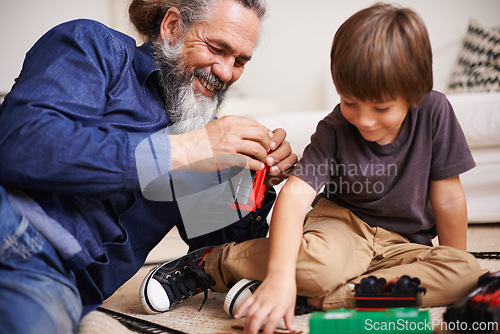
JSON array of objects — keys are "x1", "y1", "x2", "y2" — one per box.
[{"x1": 198, "y1": 0, "x2": 263, "y2": 43}]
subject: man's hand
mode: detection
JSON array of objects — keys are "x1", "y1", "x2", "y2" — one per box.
[
  {"x1": 169, "y1": 116, "x2": 297, "y2": 175},
  {"x1": 264, "y1": 128, "x2": 297, "y2": 189}
]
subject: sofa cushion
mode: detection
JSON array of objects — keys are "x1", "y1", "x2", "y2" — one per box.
[
  {"x1": 448, "y1": 92, "x2": 500, "y2": 148},
  {"x1": 447, "y1": 19, "x2": 500, "y2": 94}
]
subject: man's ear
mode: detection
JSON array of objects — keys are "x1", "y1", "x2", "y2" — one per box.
[{"x1": 160, "y1": 7, "x2": 182, "y2": 42}]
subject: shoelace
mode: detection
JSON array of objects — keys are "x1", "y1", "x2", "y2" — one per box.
[{"x1": 166, "y1": 266, "x2": 215, "y2": 311}]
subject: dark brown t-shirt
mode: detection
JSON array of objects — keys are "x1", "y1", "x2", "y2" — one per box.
[{"x1": 292, "y1": 91, "x2": 475, "y2": 244}]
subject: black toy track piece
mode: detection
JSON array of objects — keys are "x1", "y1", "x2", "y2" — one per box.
[
  {"x1": 354, "y1": 275, "x2": 426, "y2": 310},
  {"x1": 98, "y1": 307, "x2": 187, "y2": 334},
  {"x1": 470, "y1": 252, "x2": 500, "y2": 260}
]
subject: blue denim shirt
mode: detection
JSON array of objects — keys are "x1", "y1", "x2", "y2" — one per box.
[{"x1": 0, "y1": 19, "x2": 273, "y2": 314}]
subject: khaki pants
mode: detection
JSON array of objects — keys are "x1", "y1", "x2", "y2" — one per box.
[{"x1": 204, "y1": 198, "x2": 483, "y2": 310}]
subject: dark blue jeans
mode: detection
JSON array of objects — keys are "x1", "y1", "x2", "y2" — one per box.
[{"x1": 0, "y1": 187, "x2": 81, "y2": 333}]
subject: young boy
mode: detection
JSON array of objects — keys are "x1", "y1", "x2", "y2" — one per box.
[{"x1": 140, "y1": 4, "x2": 483, "y2": 334}]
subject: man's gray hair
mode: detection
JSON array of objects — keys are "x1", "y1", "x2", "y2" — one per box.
[
  {"x1": 169, "y1": 0, "x2": 266, "y2": 32},
  {"x1": 129, "y1": 0, "x2": 267, "y2": 42}
]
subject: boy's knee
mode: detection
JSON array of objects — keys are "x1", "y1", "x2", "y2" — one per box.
[
  {"x1": 429, "y1": 246, "x2": 482, "y2": 275},
  {"x1": 295, "y1": 239, "x2": 366, "y2": 297},
  {"x1": 449, "y1": 249, "x2": 482, "y2": 292},
  {"x1": 421, "y1": 247, "x2": 483, "y2": 306},
  {"x1": 296, "y1": 260, "x2": 346, "y2": 297}
]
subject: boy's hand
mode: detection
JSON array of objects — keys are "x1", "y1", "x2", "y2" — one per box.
[{"x1": 235, "y1": 276, "x2": 296, "y2": 334}]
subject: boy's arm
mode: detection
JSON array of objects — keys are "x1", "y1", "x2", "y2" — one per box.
[
  {"x1": 429, "y1": 175, "x2": 468, "y2": 250},
  {"x1": 235, "y1": 175, "x2": 317, "y2": 334}
]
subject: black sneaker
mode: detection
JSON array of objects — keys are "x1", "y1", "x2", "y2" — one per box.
[
  {"x1": 140, "y1": 246, "x2": 216, "y2": 314},
  {"x1": 223, "y1": 278, "x2": 316, "y2": 318}
]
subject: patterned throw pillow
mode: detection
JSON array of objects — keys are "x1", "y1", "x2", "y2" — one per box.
[{"x1": 447, "y1": 20, "x2": 500, "y2": 94}]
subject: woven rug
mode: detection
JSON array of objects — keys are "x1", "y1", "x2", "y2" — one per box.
[
  {"x1": 78, "y1": 262, "x2": 311, "y2": 334},
  {"x1": 76, "y1": 257, "x2": 500, "y2": 334}
]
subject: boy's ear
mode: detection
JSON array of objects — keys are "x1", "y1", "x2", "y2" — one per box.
[{"x1": 160, "y1": 7, "x2": 182, "y2": 43}]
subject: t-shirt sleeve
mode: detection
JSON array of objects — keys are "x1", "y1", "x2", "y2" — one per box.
[
  {"x1": 428, "y1": 93, "x2": 476, "y2": 181},
  {"x1": 292, "y1": 111, "x2": 339, "y2": 192}
]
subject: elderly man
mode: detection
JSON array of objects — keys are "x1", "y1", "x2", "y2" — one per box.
[{"x1": 0, "y1": 0, "x2": 296, "y2": 332}]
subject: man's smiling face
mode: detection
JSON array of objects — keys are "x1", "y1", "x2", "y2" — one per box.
[
  {"x1": 175, "y1": 0, "x2": 260, "y2": 97},
  {"x1": 155, "y1": 0, "x2": 261, "y2": 134}
]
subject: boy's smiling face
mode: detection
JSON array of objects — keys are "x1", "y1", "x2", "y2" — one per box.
[{"x1": 340, "y1": 95, "x2": 409, "y2": 145}]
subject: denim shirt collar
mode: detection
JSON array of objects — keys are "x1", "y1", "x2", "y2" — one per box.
[{"x1": 134, "y1": 42, "x2": 160, "y2": 86}]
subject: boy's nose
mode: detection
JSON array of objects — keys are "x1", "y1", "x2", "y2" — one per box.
[{"x1": 356, "y1": 111, "x2": 376, "y2": 129}]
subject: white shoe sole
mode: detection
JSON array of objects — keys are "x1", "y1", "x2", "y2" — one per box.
[
  {"x1": 139, "y1": 264, "x2": 170, "y2": 314},
  {"x1": 224, "y1": 278, "x2": 260, "y2": 318}
]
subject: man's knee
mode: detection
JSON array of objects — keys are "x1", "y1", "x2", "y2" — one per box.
[{"x1": 0, "y1": 280, "x2": 80, "y2": 334}]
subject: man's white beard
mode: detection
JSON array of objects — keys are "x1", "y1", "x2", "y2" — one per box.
[
  {"x1": 167, "y1": 76, "x2": 220, "y2": 134},
  {"x1": 153, "y1": 38, "x2": 226, "y2": 134}
]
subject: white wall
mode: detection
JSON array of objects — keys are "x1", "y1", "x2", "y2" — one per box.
[
  {"x1": 0, "y1": 0, "x2": 111, "y2": 94},
  {"x1": 1, "y1": 0, "x2": 499, "y2": 113}
]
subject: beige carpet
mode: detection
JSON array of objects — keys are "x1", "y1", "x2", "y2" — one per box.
[
  {"x1": 77, "y1": 224, "x2": 500, "y2": 334},
  {"x1": 78, "y1": 263, "x2": 311, "y2": 333}
]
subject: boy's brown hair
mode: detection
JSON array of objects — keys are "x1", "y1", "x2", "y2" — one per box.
[{"x1": 330, "y1": 3, "x2": 433, "y2": 108}]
